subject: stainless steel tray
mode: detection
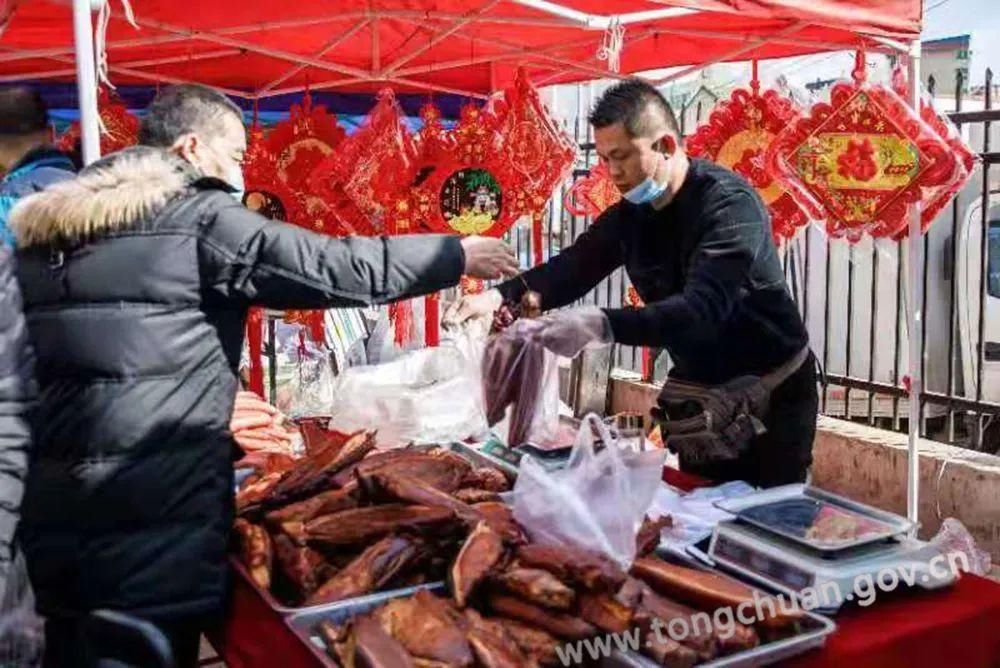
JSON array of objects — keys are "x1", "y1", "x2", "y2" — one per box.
[
  {"x1": 285, "y1": 583, "x2": 446, "y2": 667},
  {"x1": 449, "y1": 440, "x2": 521, "y2": 479},
  {"x1": 714, "y1": 484, "x2": 915, "y2": 554},
  {"x1": 604, "y1": 608, "x2": 835, "y2": 668}
]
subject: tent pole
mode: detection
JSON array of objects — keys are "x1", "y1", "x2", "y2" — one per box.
[
  {"x1": 905, "y1": 40, "x2": 923, "y2": 527},
  {"x1": 72, "y1": 0, "x2": 100, "y2": 166}
]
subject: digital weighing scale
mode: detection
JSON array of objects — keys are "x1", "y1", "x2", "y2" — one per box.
[{"x1": 706, "y1": 485, "x2": 959, "y2": 613}]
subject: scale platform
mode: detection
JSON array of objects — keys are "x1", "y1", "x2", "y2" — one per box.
[{"x1": 706, "y1": 485, "x2": 958, "y2": 613}]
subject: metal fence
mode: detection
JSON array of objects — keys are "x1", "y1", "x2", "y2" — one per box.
[{"x1": 509, "y1": 68, "x2": 1000, "y2": 453}]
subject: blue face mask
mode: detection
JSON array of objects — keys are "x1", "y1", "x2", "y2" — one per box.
[
  {"x1": 622, "y1": 148, "x2": 670, "y2": 205},
  {"x1": 227, "y1": 164, "x2": 246, "y2": 204}
]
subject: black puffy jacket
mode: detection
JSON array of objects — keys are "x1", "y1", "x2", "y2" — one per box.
[{"x1": 9, "y1": 147, "x2": 465, "y2": 620}]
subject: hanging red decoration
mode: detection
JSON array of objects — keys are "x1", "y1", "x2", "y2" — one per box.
[
  {"x1": 564, "y1": 161, "x2": 621, "y2": 218},
  {"x1": 311, "y1": 89, "x2": 419, "y2": 236},
  {"x1": 625, "y1": 287, "x2": 654, "y2": 382},
  {"x1": 688, "y1": 78, "x2": 810, "y2": 241},
  {"x1": 245, "y1": 307, "x2": 266, "y2": 397},
  {"x1": 262, "y1": 91, "x2": 348, "y2": 236},
  {"x1": 768, "y1": 51, "x2": 954, "y2": 242},
  {"x1": 885, "y1": 66, "x2": 977, "y2": 239},
  {"x1": 57, "y1": 87, "x2": 139, "y2": 156}
]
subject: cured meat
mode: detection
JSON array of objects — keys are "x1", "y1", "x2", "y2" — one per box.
[
  {"x1": 495, "y1": 618, "x2": 560, "y2": 667},
  {"x1": 289, "y1": 504, "x2": 455, "y2": 547},
  {"x1": 460, "y1": 468, "x2": 511, "y2": 493},
  {"x1": 631, "y1": 557, "x2": 803, "y2": 630},
  {"x1": 272, "y1": 534, "x2": 331, "y2": 602},
  {"x1": 453, "y1": 488, "x2": 501, "y2": 504},
  {"x1": 624, "y1": 578, "x2": 718, "y2": 661},
  {"x1": 643, "y1": 630, "x2": 698, "y2": 668},
  {"x1": 305, "y1": 535, "x2": 422, "y2": 606},
  {"x1": 265, "y1": 480, "x2": 359, "y2": 527},
  {"x1": 363, "y1": 471, "x2": 483, "y2": 526},
  {"x1": 451, "y1": 521, "x2": 506, "y2": 608},
  {"x1": 374, "y1": 590, "x2": 475, "y2": 667},
  {"x1": 717, "y1": 622, "x2": 760, "y2": 655},
  {"x1": 266, "y1": 430, "x2": 376, "y2": 507},
  {"x1": 481, "y1": 326, "x2": 546, "y2": 447},
  {"x1": 353, "y1": 615, "x2": 416, "y2": 668},
  {"x1": 336, "y1": 448, "x2": 473, "y2": 490},
  {"x1": 636, "y1": 515, "x2": 673, "y2": 556},
  {"x1": 473, "y1": 503, "x2": 526, "y2": 545},
  {"x1": 492, "y1": 568, "x2": 575, "y2": 610},
  {"x1": 462, "y1": 609, "x2": 528, "y2": 668},
  {"x1": 516, "y1": 543, "x2": 626, "y2": 592},
  {"x1": 486, "y1": 593, "x2": 597, "y2": 641},
  {"x1": 577, "y1": 591, "x2": 634, "y2": 634},
  {"x1": 235, "y1": 471, "x2": 284, "y2": 515},
  {"x1": 235, "y1": 451, "x2": 297, "y2": 476},
  {"x1": 233, "y1": 519, "x2": 272, "y2": 590}
]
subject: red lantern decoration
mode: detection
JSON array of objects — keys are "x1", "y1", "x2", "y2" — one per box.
[
  {"x1": 688, "y1": 77, "x2": 810, "y2": 241},
  {"x1": 768, "y1": 52, "x2": 954, "y2": 242},
  {"x1": 57, "y1": 87, "x2": 138, "y2": 156}
]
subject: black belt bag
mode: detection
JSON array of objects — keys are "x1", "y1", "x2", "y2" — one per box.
[{"x1": 650, "y1": 347, "x2": 810, "y2": 466}]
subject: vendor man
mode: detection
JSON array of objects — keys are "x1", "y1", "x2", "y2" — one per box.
[{"x1": 446, "y1": 80, "x2": 816, "y2": 488}]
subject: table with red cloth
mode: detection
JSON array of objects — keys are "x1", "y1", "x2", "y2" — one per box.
[{"x1": 210, "y1": 467, "x2": 1000, "y2": 668}]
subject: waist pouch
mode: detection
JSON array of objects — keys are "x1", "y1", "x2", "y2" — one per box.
[{"x1": 650, "y1": 347, "x2": 810, "y2": 466}]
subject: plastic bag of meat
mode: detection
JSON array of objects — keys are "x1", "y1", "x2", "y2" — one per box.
[
  {"x1": 326, "y1": 326, "x2": 489, "y2": 448},
  {"x1": 481, "y1": 319, "x2": 561, "y2": 448},
  {"x1": 512, "y1": 413, "x2": 667, "y2": 569}
]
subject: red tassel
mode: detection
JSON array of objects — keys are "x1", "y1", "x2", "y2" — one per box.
[
  {"x1": 246, "y1": 307, "x2": 265, "y2": 396},
  {"x1": 391, "y1": 301, "x2": 414, "y2": 347},
  {"x1": 532, "y1": 212, "x2": 544, "y2": 266},
  {"x1": 425, "y1": 293, "x2": 440, "y2": 347},
  {"x1": 642, "y1": 348, "x2": 653, "y2": 383}
]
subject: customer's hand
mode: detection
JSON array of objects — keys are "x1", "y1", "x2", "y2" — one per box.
[
  {"x1": 534, "y1": 306, "x2": 613, "y2": 358},
  {"x1": 460, "y1": 236, "x2": 519, "y2": 280},
  {"x1": 443, "y1": 289, "x2": 503, "y2": 329}
]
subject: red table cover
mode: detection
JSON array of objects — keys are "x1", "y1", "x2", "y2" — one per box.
[{"x1": 212, "y1": 465, "x2": 1000, "y2": 667}]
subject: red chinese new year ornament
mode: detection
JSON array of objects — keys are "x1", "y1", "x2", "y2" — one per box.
[
  {"x1": 768, "y1": 51, "x2": 954, "y2": 242},
  {"x1": 57, "y1": 87, "x2": 138, "y2": 156},
  {"x1": 688, "y1": 71, "x2": 810, "y2": 241},
  {"x1": 564, "y1": 161, "x2": 621, "y2": 218},
  {"x1": 886, "y1": 65, "x2": 977, "y2": 239}
]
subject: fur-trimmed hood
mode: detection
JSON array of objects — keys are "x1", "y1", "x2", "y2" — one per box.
[{"x1": 10, "y1": 146, "x2": 199, "y2": 247}]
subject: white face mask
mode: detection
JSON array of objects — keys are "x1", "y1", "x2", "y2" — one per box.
[
  {"x1": 197, "y1": 139, "x2": 245, "y2": 203},
  {"x1": 623, "y1": 145, "x2": 670, "y2": 206}
]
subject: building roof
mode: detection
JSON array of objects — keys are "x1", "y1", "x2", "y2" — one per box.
[{"x1": 922, "y1": 34, "x2": 971, "y2": 51}]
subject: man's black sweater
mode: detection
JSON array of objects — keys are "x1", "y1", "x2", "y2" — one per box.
[{"x1": 497, "y1": 158, "x2": 808, "y2": 385}]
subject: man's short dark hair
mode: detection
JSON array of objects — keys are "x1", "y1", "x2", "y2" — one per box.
[
  {"x1": 589, "y1": 79, "x2": 680, "y2": 139},
  {"x1": 0, "y1": 87, "x2": 49, "y2": 137},
  {"x1": 140, "y1": 84, "x2": 244, "y2": 147}
]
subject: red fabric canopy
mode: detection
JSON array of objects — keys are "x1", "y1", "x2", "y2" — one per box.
[{"x1": 0, "y1": 1, "x2": 922, "y2": 99}]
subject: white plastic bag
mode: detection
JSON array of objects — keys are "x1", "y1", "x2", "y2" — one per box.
[
  {"x1": 326, "y1": 327, "x2": 488, "y2": 448},
  {"x1": 482, "y1": 319, "x2": 561, "y2": 447},
  {"x1": 929, "y1": 518, "x2": 992, "y2": 576},
  {"x1": 511, "y1": 413, "x2": 667, "y2": 568}
]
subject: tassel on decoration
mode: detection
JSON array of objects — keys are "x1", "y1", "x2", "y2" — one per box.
[
  {"x1": 246, "y1": 307, "x2": 265, "y2": 397},
  {"x1": 425, "y1": 293, "x2": 441, "y2": 347}
]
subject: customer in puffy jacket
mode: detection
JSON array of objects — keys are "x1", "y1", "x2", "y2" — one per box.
[
  {"x1": 0, "y1": 87, "x2": 75, "y2": 245},
  {"x1": 9, "y1": 83, "x2": 517, "y2": 667}
]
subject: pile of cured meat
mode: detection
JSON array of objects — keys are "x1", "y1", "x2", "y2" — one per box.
[
  {"x1": 315, "y1": 513, "x2": 805, "y2": 667},
  {"x1": 233, "y1": 430, "x2": 515, "y2": 607}
]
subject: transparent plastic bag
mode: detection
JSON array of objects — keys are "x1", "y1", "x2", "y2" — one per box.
[
  {"x1": 929, "y1": 518, "x2": 991, "y2": 577},
  {"x1": 481, "y1": 319, "x2": 560, "y2": 448},
  {"x1": 511, "y1": 413, "x2": 667, "y2": 569},
  {"x1": 0, "y1": 549, "x2": 43, "y2": 667},
  {"x1": 326, "y1": 327, "x2": 488, "y2": 448}
]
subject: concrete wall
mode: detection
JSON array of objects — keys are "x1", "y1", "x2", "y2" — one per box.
[{"x1": 608, "y1": 375, "x2": 1000, "y2": 562}]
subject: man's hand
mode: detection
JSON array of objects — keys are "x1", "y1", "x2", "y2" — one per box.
[
  {"x1": 443, "y1": 289, "x2": 503, "y2": 329},
  {"x1": 460, "y1": 236, "x2": 519, "y2": 280},
  {"x1": 534, "y1": 306, "x2": 613, "y2": 358}
]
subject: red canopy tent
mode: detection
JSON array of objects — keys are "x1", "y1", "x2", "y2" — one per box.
[{"x1": 1, "y1": 0, "x2": 920, "y2": 100}]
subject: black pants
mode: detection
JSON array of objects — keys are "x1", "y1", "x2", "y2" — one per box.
[
  {"x1": 679, "y1": 353, "x2": 819, "y2": 488},
  {"x1": 43, "y1": 615, "x2": 202, "y2": 668}
]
